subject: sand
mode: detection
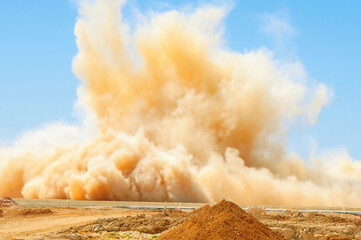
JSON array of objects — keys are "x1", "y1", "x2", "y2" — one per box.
[{"x1": 1, "y1": 198, "x2": 361, "y2": 239}]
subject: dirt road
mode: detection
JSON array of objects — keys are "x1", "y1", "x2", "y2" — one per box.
[{"x1": 0, "y1": 207, "x2": 139, "y2": 239}]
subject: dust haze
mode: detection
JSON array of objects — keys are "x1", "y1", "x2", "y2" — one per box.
[{"x1": 1, "y1": 0, "x2": 360, "y2": 207}]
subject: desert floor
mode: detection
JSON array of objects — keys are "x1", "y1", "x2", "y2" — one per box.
[{"x1": 1, "y1": 199, "x2": 361, "y2": 239}]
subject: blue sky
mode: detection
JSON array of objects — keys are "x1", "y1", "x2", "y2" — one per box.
[{"x1": 0, "y1": 0, "x2": 360, "y2": 159}]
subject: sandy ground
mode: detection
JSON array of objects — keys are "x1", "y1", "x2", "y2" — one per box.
[
  {"x1": 0, "y1": 207, "x2": 138, "y2": 239},
  {"x1": 1, "y1": 199, "x2": 361, "y2": 239},
  {"x1": 0, "y1": 198, "x2": 198, "y2": 239}
]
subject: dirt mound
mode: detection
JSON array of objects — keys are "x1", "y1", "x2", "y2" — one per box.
[
  {"x1": 158, "y1": 200, "x2": 286, "y2": 240},
  {"x1": 0, "y1": 207, "x2": 53, "y2": 218},
  {"x1": 20, "y1": 208, "x2": 53, "y2": 216},
  {"x1": 57, "y1": 210, "x2": 190, "y2": 236},
  {"x1": 0, "y1": 197, "x2": 17, "y2": 208}
]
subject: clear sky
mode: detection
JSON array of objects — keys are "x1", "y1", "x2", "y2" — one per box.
[{"x1": 0, "y1": 0, "x2": 360, "y2": 160}]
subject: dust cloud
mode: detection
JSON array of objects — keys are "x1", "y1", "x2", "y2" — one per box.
[{"x1": 1, "y1": 0, "x2": 361, "y2": 207}]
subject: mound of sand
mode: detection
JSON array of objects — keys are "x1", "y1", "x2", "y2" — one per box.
[
  {"x1": 0, "y1": 207, "x2": 53, "y2": 219},
  {"x1": 19, "y1": 208, "x2": 53, "y2": 216},
  {"x1": 58, "y1": 210, "x2": 190, "y2": 236},
  {"x1": 158, "y1": 200, "x2": 285, "y2": 240},
  {"x1": 0, "y1": 197, "x2": 17, "y2": 208}
]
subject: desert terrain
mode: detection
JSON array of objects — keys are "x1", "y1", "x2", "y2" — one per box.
[{"x1": 1, "y1": 198, "x2": 361, "y2": 240}]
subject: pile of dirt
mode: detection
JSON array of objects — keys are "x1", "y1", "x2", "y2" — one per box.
[
  {"x1": 158, "y1": 200, "x2": 286, "y2": 240},
  {"x1": 0, "y1": 197, "x2": 17, "y2": 208},
  {"x1": 19, "y1": 208, "x2": 53, "y2": 216},
  {"x1": 0, "y1": 207, "x2": 53, "y2": 218},
  {"x1": 56, "y1": 210, "x2": 190, "y2": 236}
]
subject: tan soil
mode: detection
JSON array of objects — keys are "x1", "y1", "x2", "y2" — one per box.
[
  {"x1": 158, "y1": 199, "x2": 286, "y2": 240},
  {"x1": 0, "y1": 207, "x2": 143, "y2": 240},
  {"x1": 57, "y1": 210, "x2": 189, "y2": 236},
  {"x1": 19, "y1": 208, "x2": 53, "y2": 216},
  {"x1": 252, "y1": 210, "x2": 360, "y2": 239},
  {"x1": 1, "y1": 199, "x2": 361, "y2": 239}
]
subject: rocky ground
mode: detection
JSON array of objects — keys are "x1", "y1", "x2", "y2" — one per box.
[
  {"x1": 34, "y1": 209, "x2": 361, "y2": 239},
  {"x1": 1, "y1": 198, "x2": 361, "y2": 240},
  {"x1": 48, "y1": 210, "x2": 189, "y2": 240},
  {"x1": 253, "y1": 210, "x2": 361, "y2": 240}
]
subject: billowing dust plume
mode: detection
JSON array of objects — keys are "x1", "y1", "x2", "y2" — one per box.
[{"x1": 1, "y1": 0, "x2": 361, "y2": 207}]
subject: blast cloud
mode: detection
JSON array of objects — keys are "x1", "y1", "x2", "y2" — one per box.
[{"x1": 1, "y1": 0, "x2": 360, "y2": 207}]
